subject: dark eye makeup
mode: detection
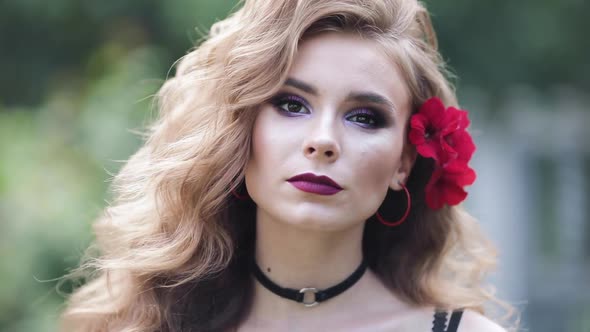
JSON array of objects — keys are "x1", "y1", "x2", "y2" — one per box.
[
  {"x1": 269, "y1": 92, "x2": 390, "y2": 129},
  {"x1": 345, "y1": 108, "x2": 386, "y2": 128},
  {"x1": 270, "y1": 93, "x2": 311, "y2": 116}
]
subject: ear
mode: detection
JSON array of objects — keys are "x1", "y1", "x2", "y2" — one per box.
[{"x1": 389, "y1": 142, "x2": 417, "y2": 191}]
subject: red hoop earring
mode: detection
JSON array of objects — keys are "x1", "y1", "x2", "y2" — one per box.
[{"x1": 376, "y1": 182, "x2": 411, "y2": 227}]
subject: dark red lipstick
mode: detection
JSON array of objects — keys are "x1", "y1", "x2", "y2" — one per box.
[{"x1": 287, "y1": 172, "x2": 343, "y2": 195}]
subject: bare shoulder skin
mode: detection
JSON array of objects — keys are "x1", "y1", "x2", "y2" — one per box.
[
  {"x1": 458, "y1": 309, "x2": 506, "y2": 332},
  {"x1": 394, "y1": 308, "x2": 506, "y2": 332}
]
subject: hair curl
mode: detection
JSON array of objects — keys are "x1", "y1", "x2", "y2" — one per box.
[{"x1": 60, "y1": 0, "x2": 515, "y2": 331}]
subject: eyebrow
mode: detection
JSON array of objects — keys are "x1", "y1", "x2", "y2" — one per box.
[
  {"x1": 284, "y1": 77, "x2": 397, "y2": 113},
  {"x1": 346, "y1": 92, "x2": 397, "y2": 113},
  {"x1": 285, "y1": 77, "x2": 318, "y2": 95}
]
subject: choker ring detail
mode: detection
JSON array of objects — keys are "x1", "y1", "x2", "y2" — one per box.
[{"x1": 251, "y1": 259, "x2": 368, "y2": 307}]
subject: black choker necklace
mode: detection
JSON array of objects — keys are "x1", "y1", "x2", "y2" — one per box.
[{"x1": 251, "y1": 259, "x2": 368, "y2": 307}]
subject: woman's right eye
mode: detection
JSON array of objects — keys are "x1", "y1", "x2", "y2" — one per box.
[{"x1": 271, "y1": 94, "x2": 311, "y2": 116}]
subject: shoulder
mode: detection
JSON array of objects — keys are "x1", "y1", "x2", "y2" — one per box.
[
  {"x1": 391, "y1": 307, "x2": 506, "y2": 332},
  {"x1": 457, "y1": 309, "x2": 506, "y2": 332}
]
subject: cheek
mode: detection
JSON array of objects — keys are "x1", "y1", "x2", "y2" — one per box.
[
  {"x1": 246, "y1": 112, "x2": 269, "y2": 181},
  {"x1": 245, "y1": 107, "x2": 291, "y2": 196},
  {"x1": 249, "y1": 108, "x2": 285, "y2": 169},
  {"x1": 352, "y1": 134, "x2": 403, "y2": 190},
  {"x1": 342, "y1": 136, "x2": 402, "y2": 220}
]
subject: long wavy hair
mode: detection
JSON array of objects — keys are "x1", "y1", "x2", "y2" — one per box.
[{"x1": 60, "y1": 0, "x2": 515, "y2": 331}]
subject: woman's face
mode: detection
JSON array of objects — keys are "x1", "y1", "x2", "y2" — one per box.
[{"x1": 245, "y1": 32, "x2": 414, "y2": 231}]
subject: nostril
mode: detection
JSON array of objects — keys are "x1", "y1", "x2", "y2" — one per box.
[{"x1": 304, "y1": 145, "x2": 337, "y2": 159}]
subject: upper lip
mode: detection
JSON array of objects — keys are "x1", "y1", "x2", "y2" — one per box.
[{"x1": 287, "y1": 172, "x2": 343, "y2": 189}]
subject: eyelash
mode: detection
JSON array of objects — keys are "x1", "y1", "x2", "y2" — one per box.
[
  {"x1": 270, "y1": 93, "x2": 387, "y2": 129},
  {"x1": 346, "y1": 108, "x2": 384, "y2": 128},
  {"x1": 271, "y1": 94, "x2": 310, "y2": 116}
]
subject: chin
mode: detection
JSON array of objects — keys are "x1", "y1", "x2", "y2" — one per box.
[{"x1": 280, "y1": 209, "x2": 362, "y2": 232}]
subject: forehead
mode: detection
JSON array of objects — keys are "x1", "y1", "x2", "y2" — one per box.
[{"x1": 288, "y1": 32, "x2": 410, "y2": 112}]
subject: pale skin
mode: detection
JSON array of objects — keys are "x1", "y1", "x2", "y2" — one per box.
[{"x1": 241, "y1": 32, "x2": 505, "y2": 332}]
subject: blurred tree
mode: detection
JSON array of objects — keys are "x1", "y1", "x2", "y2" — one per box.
[
  {"x1": 426, "y1": 0, "x2": 590, "y2": 98},
  {"x1": 0, "y1": 0, "x2": 237, "y2": 107},
  {"x1": 1, "y1": 0, "x2": 588, "y2": 108},
  {"x1": 0, "y1": 2, "x2": 238, "y2": 331}
]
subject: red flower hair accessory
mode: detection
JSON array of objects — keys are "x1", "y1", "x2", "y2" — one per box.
[{"x1": 408, "y1": 97, "x2": 476, "y2": 210}]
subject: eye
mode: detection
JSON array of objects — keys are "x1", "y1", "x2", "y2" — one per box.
[
  {"x1": 346, "y1": 108, "x2": 385, "y2": 129},
  {"x1": 271, "y1": 94, "x2": 311, "y2": 116}
]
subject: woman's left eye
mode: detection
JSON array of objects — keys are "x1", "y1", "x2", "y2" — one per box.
[
  {"x1": 346, "y1": 109, "x2": 383, "y2": 128},
  {"x1": 271, "y1": 94, "x2": 311, "y2": 116}
]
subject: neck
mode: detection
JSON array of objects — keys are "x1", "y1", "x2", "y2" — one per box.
[
  {"x1": 249, "y1": 208, "x2": 367, "y2": 317},
  {"x1": 254, "y1": 211, "x2": 365, "y2": 289}
]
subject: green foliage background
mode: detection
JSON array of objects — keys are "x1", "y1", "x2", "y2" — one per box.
[{"x1": 0, "y1": 0, "x2": 587, "y2": 331}]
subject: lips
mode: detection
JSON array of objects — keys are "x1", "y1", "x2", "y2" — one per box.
[{"x1": 287, "y1": 172, "x2": 343, "y2": 195}]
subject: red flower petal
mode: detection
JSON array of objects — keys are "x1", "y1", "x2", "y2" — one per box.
[
  {"x1": 445, "y1": 107, "x2": 470, "y2": 131},
  {"x1": 424, "y1": 161, "x2": 476, "y2": 209},
  {"x1": 441, "y1": 184, "x2": 468, "y2": 206},
  {"x1": 420, "y1": 97, "x2": 446, "y2": 129},
  {"x1": 416, "y1": 141, "x2": 441, "y2": 161},
  {"x1": 409, "y1": 113, "x2": 441, "y2": 161},
  {"x1": 451, "y1": 130, "x2": 476, "y2": 162},
  {"x1": 441, "y1": 129, "x2": 476, "y2": 163},
  {"x1": 454, "y1": 108, "x2": 471, "y2": 130},
  {"x1": 410, "y1": 97, "x2": 477, "y2": 209},
  {"x1": 444, "y1": 161, "x2": 476, "y2": 186},
  {"x1": 409, "y1": 114, "x2": 428, "y2": 145}
]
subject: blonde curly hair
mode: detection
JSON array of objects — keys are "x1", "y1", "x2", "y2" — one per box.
[{"x1": 60, "y1": 0, "x2": 515, "y2": 331}]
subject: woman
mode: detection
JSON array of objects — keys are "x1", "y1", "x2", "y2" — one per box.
[{"x1": 61, "y1": 0, "x2": 515, "y2": 331}]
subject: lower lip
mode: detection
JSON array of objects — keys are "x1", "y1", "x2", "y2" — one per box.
[{"x1": 288, "y1": 181, "x2": 342, "y2": 195}]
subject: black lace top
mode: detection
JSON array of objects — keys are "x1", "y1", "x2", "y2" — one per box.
[{"x1": 432, "y1": 310, "x2": 464, "y2": 332}]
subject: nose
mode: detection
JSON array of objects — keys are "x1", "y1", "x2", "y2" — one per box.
[{"x1": 302, "y1": 120, "x2": 341, "y2": 163}]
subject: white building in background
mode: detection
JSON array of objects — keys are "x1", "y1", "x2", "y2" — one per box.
[{"x1": 467, "y1": 91, "x2": 590, "y2": 332}]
